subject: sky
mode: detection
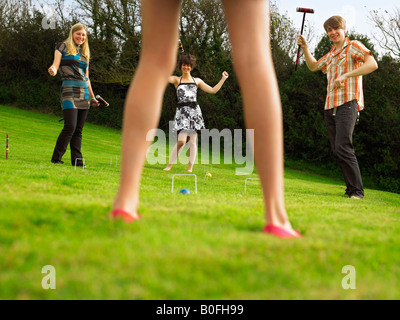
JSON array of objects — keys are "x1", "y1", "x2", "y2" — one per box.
[{"x1": 275, "y1": 0, "x2": 399, "y2": 54}]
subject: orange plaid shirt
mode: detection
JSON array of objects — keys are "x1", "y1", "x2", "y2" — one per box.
[{"x1": 316, "y1": 37, "x2": 372, "y2": 111}]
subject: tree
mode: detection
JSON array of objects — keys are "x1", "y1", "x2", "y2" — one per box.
[
  {"x1": 270, "y1": 2, "x2": 302, "y2": 81},
  {"x1": 75, "y1": 0, "x2": 142, "y2": 85},
  {"x1": 369, "y1": 8, "x2": 400, "y2": 59}
]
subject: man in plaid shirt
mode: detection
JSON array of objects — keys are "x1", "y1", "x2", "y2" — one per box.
[{"x1": 297, "y1": 16, "x2": 378, "y2": 199}]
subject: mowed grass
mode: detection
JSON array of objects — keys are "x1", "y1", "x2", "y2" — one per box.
[{"x1": 0, "y1": 105, "x2": 399, "y2": 300}]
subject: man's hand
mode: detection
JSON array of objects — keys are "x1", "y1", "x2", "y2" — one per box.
[
  {"x1": 297, "y1": 35, "x2": 308, "y2": 49},
  {"x1": 334, "y1": 74, "x2": 347, "y2": 89}
]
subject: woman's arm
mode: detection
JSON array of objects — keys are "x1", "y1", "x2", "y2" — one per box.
[
  {"x1": 197, "y1": 71, "x2": 229, "y2": 94},
  {"x1": 48, "y1": 50, "x2": 62, "y2": 76},
  {"x1": 169, "y1": 75, "x2": 179, "y2": 87},
  {"x1": 86, "y1": 66, "x2": 100, "y2": 107}
]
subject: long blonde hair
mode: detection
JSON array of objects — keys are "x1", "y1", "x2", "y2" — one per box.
[{"x1": 64, "y1": 23, "x2": 90, "y2": 61}]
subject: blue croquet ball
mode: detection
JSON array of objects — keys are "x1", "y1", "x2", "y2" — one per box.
[{"x1": 179, "y1": 188, "x2": 191, "y2": 195}]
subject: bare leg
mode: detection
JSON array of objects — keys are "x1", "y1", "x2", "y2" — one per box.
[
  {"x1": 222, "y1": 0, "x2": 298, "y2": 235},
  {"x1": 112, "y1": 0, "x2": 182, "y2": 217},
  {"x1": 164, "y1": 132, "x2": 188, "y2": 170},
  {"x1": 187, "y1": 132, "x2": 197, "y2": 172}
]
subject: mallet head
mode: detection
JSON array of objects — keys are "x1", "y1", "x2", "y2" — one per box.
[
  {"x1": 295, "y1": 7, "x2": 315, "y2": 71},
  {"x1": 178, "y1": 39, "x2": 184, "y2": 53},
  {"x1": 96, "y1": 95, "x2": 109, "y2": 107},
  {"x1": 296, "y1": 7, "x2": 315, "y2": 14}
]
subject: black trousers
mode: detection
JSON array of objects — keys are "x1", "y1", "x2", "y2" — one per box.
[
  {"x1": 324, "y1": 100, "x2": 364, "y2": 198},
  {"x1": 51, "y1": 108, "x2": 89, "y2": 166}
]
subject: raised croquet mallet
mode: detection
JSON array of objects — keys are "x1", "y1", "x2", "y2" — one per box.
[
  {"x1": 6, "y1": 134, "x2": 9, "y2": 160},
  {"x1": 178, "y1": 39, "x2": 184, "y2": 53},
  {"x1": 295, "y1": 7, "x2": 315, "y2": 71}
]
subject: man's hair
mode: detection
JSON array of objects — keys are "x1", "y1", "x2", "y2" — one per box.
[
  {"x1": 323, "y1": 16, "x2": 346, "y2": 32},
  {"x1": 178, "y1": 54, "x2": 196, "y2": 69}
]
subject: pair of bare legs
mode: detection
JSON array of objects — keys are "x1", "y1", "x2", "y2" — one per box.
[
  {"x1": 164, "y1": 132, "x2": 197, "y2": 172},
  {"x1": 112, "y1": 0, "x2": 299, "y2": 237}
]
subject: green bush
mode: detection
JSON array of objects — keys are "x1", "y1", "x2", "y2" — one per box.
[{"x1": 0, "y1": 2, "x2": 398, "y2": 193}]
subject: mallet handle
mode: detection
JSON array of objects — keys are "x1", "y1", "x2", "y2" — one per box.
[{"x1": 295, "y1": 12, "x2": 307, "y2": 71}]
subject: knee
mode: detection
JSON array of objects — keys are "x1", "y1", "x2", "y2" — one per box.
[
  {"x1": 62, "y1": 123, "x2": 77, "y2": 135},
  {"x1": 335, "y1": 142, "x2": 353, "y2": 159},
  {"x1": 187, "y1": 139, "x2": 197, "y2": 149},
  {"x1": 74, "y1": 123, "x2": 84, "y2": 135},
  {"x1": 162, "y1": 51, "x2": 177, "y2": 75},
  {"x1": 141, "y1": 50, "x2": 176, "y2": 78},
  {"x1": 232, "y1": 48, "x2": 272, "y2": 83},
  {"x1": 73, "y1": 128, "x2": 82, "y2": 136},
  {"x1": 177, "y1": 140, "x2": 186, "y2": 149}
]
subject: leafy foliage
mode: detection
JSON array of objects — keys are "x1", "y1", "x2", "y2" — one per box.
[{"x1": 0, "y1": 0, "x2": 398, "y2": 193}]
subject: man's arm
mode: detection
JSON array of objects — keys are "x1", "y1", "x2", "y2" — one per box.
[
  {"x1": 334, "y1": 54, "x2": 378, "y2": 89},
  {"x1": 297, "y1": 35, "x2": 319, "y2": 72}
]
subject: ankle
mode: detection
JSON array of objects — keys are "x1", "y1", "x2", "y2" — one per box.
[{"x1": 113, "y1": 195, "x2": 138, "y2": 215}]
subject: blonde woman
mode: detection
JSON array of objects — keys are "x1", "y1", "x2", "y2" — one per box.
[{"x1": 48, "y1": 23, "x2": 99, "y2": 167}]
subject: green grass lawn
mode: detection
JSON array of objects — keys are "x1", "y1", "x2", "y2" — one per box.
[{"x1": 1, "y1": 105, "x2": 399, "y2": 300}]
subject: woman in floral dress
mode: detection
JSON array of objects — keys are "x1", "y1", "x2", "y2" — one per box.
[{"x1": 164, "y1": 54, "x2": 229, "y2": 172}]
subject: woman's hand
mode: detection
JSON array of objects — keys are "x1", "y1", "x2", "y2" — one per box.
[
  {"x1": 91, "y1": 97, "x2": 100, "y2": 107},
  {"x1": 222, "y1": 71, "x2": 229, "y2": 80},
  {"x1": 48, "y1": 65, "x2": 57, "y2": 76}
]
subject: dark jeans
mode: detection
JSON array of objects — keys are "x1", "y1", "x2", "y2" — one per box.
[
  {"x1": 324, "y1": 100, "x2": 364, "y2": 198},
  {"x1": 51, "y1": 108, "x2": 89, "y2": 166}
]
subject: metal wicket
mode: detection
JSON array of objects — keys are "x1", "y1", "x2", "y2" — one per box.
[{"x1": 6, "y1": 134, "x2": 9, "y2": 160}]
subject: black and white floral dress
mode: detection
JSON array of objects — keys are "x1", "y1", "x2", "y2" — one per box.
[{"x1": 173, "y1": 77, "x2": 205, "y2": 133}]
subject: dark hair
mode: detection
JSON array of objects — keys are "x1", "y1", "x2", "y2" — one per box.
[
  {"x1": 323, "y1": 16, "x2": 346, "y2": 32},
  {"x1": 178, "y1": 54, "x2": 196, "y2": 69}
]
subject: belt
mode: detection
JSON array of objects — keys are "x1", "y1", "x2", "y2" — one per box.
[
  {"x1": 332, "y1": 99, "x2": 357, "y2": 116},
  {"x1": 177, "y1": 102, "x2": 197, "y2": 109}
]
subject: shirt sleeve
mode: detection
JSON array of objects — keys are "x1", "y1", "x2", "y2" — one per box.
[
  {"x1": 55, "y1": 42, "x2": 66, "y2": 54},
  {"x1": 350, "y1": 40, "x2": 372, "y2": 62},
  {"x1": 316, "y1": 52, "x2": 330, "y2": 74}
]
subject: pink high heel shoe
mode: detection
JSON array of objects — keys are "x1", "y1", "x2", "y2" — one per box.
[
  {"x1": 263, "y1": 225, "x2": 301, "y2": 239},
  {"x1": 111, "y1": 209, "x2": 141, "y2": 223}
]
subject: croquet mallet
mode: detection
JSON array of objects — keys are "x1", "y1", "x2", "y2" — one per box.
[{"x1": 295, "y1": 7, "x2": 315, "y2": 71}]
